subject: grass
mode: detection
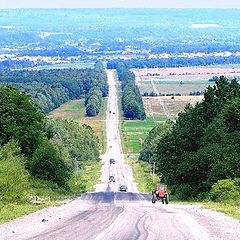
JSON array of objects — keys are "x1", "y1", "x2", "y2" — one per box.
[
  {"x1": 121, "y1": 117, "x2": 168, "y2": 154},
  {"x1": 0, "y1": 160, "x2": 102, "y2": 224},
  {"x1": 142, "y1": 80, "x2": 211, "y2": 85},
  {"x1": 126, "y1": 157, "x2": 159, "y2": 193},
  {"x1": 0, "y1": 181, "x2": 71, "y2": 224},
  {"x1": 204, "y1": 202, "x2": 240, "y2": 220},
  {"x1": 143, "y1": 96, "x2": 203, "y2": 118},
  {"x1": 0, "y1": 203, "x2": 55, "y2": 224},
  {"x1": 49, "y1": 98, "x2": 108, "y2": 154},
  {"x1": 136, "y1": 67, "x2": 240, "y2": 95},
  {"x1": 81, "y1": 161, "x2": 102, "y2": 192}
]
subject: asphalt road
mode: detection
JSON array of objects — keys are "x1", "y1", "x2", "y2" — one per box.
[
  {"x1": 0, "y1": 70, "x2": 240, "y2": 240},
  {"x1": 95, "y1": 69, "x2": 138, "y2": 193}
]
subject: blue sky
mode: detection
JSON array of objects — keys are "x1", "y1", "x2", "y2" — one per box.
[{"x1": 1, "y1": 0, "x2": 240, "y2": 8}]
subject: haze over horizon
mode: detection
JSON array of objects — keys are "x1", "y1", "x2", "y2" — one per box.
[{"x1": 1, "y1": 0, "x2": 240, "y2": 9}]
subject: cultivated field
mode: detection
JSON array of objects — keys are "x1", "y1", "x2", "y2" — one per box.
[
  {"x1": 144, "y1": 95, "x2": 204, "y2": 118},
  {"x1": 121, "y1": 117, "x2": 167, "y2": 154},
  {"x1": 133, "y1": 67, "x2": 240, "y2": 95},
  {"x1": 48, "y1": 99, "x2": 107, "y2": 153}
]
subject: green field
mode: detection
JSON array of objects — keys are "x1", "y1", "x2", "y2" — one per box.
[{"x1": 121, "y1": 117, "x2": 168, "y2": 154}]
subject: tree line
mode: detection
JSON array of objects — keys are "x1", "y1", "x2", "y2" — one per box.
[
  {"x1": 115, "y1": 62, "x2": 146, "y2": 120},
  {"x1": 0, "y1": 86, "x2": 100, "y2": 203},
  {"x1": 140, "y1": 77, "x2": 240, "y2": 200},
  {"x1": 84, "y1": 62, "x2": 107, "y2": 117},
  {"x1": 0, "y1": 62, "x2": 108, "y2": 116},
  {"x1": 107, "y1": 56, "x2": 240, "y2": 69}
]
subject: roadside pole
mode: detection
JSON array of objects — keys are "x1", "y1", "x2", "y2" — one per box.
[{"x1": 152, "y1": 162, "x2": 156, "y2": 183}]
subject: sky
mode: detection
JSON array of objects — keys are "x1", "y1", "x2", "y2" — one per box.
[{"x1": 1, "y1": 0, "x2": 240, "y2": 9}]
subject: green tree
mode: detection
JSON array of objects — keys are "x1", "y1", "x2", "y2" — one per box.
[
  {"x1": 0, "y1": 86, "x2": 44, "y2": 156},
  {"x1": 29, "y1": 139, "x2": 71, "y2": 187},
  {"x1": 0, "y1": 141, "x2": 30, "y2": 203}
]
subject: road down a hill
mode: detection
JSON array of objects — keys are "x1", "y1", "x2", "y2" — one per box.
[{"x1": 0, "y1": 70, "x2": 240, "y2": 240}]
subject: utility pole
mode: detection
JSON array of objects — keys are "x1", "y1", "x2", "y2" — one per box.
[
  {"x1": 152, "y1": 162, "x2": 156, "y2": 183},
  {"x1": 74, "y1": 159, "x2": 78, "y2": 185}
]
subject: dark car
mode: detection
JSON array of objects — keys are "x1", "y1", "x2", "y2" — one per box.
[
  {"x1": 119, "y1": 185, "x2": 127, "y2": 192},
  {"x1": 113, "y1": 112, "x2": 115, "y2": 114},
  {"x1": 109, "y1": 176, "x2": 115, "y2": 182},
  {"x1": 110, "y1": 158, "x2": 115, "y2": 164}
]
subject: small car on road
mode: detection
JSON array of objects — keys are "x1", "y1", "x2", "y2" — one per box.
[
  {"x1": 109, "y1": 176, "x2": 115, "y2": 182},
  {"x1": 110, "y1": 158, "x2": 115, "y2": 164},
  {"x1": 119, "y1": 185, "x2": 128, "y2": 192}
]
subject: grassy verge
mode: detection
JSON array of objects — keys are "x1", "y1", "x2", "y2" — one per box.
[
  {"x1": 204, "y1": 202, "x2": 240, "y2": 220},
  {"x1": 126, "y1": 156, "x2": 159, "y2": 193},
  {"x1": 0, "y1": 203, "x2": 55, "y2": 224},
  {"x1": 68, "y1": 161, "x2": 102, "y2": 193},
  {"x1": 0, "y1": 161, "x2": 102, "y2": 224},
  {"x1": 0, "y1": 183, "x2": 70, "y2": 224},
  {"x1": 49, "y1": 98, "x2": 107, "y2": 154}
]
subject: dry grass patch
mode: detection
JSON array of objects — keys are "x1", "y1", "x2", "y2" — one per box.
[
  {"x1": 134, "y1": 67, "x2": 240, "y2": 95},
  {"x1": 143, "y1": 96, "x2": 203, "y2": 118}
]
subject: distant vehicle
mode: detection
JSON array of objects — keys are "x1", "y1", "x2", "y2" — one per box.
[
  {"x1": 113, "y1": 112, "x2": 115, "y2": 114},
  {"x1": 152, "y1": 184, "x2": 169, "y2": 204},
  {"x1": 109, "y1": 176, "x2": 115, "y2": 182},
  {"x1": 109, "y1": 110, "x2": 111, "y2": 113},
  {"x1": 109, "y1": 145, "x2": 112, "y2": 148},
  {"x1": 119, "y1": 184, "x2": 127, "y2": 192},
  {"x1": 110, "y1": 158, "x2": 115, "y2": 164}
]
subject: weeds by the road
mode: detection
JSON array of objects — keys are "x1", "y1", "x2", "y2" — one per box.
[
  {"x1": 0, "y1": 203, "x2": 49, "y2": 224},
  {"x1": 0, "y1": 161, "x2": 102, "y2": 224},
  {"x1": 126, "y1": 156, "x2": 159, "y2": 193},
  {"x1": 205, "y1": 203, "x2": 240, "y2": 220},
  {"x1": 68, "y1": 161, "x2": 102, "y2": 193}
]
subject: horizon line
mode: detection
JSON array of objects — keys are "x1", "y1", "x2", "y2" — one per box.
[{"x1": 1, "y1": 7, "x2": 240, "y2": 9}]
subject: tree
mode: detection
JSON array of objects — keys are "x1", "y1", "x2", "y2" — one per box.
[
  {"x1": 0, "y1": 86, "x2": 44, "y2": 156},
  {"x1": 0, "y1": 141, "x2": 30, "y2": 203},
  {"x1": 153, "y1": 78, "x2": 240, "y2": 199},
  {"x1": 28, "y1": 139, "x2": 71, "y2": 187}
]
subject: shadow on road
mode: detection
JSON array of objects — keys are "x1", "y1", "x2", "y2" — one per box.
[{"x1": 81, "y1": 192, "x2": 152, "y2": 203}]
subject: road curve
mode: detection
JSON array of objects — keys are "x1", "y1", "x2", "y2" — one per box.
[{"x1": 0, "y1": 70, "x2": 240, "y2": 240}]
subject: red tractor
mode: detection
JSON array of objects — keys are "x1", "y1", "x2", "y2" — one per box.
[{"x1": 152, "y1": 184, "x2": 169, "y2": 204}]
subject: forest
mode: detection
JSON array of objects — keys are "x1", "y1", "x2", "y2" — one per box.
[
  {"x1": 0, "y1": 86, "x2": 100, "y2": 204},
  {"x1": 0, "y1": 62, "x2": 108, "y2": 116},
  {"x1": 107, "y1": 56, "x2": 240, "y2": 69},
  {"x1": 140, "y1": 77, "x2": 240, "y2": 201},
  {"x1": 115, "y1": 62, "x2": 146, "y2": 120}
]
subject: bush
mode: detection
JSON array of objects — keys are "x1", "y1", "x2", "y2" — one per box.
[
  {"x1": 67, "y1": 173, "x2": 87, "y2": 194},
  {"x1": 0, "y1": 141, "x2": 30, "y2": 203},
  {"x1": 210, "y1": 179, "x2": 240, "y2": 203},
  {"x1": 175, "y1": 184, "x2": 194, "y2": 200},
  {"x1": 28, "y1": 139, "x2": 71, "y2": 187}
]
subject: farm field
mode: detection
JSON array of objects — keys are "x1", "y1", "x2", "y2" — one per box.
[
  {"x1": 121, "y1": 117, "x2": 167, "y2": 154},
  {"x1": 121, "y1": 96, "x2": 203, "y2": 154},
  {"x1": 48, "y1": 99, "x2": 107, "y2": 153},
  {"x1": 144, "y1": 95, "x2": 204, "y2": 118},
  {"x1": 133, "y1": 67, "x2": 240, "y2": 95}
]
